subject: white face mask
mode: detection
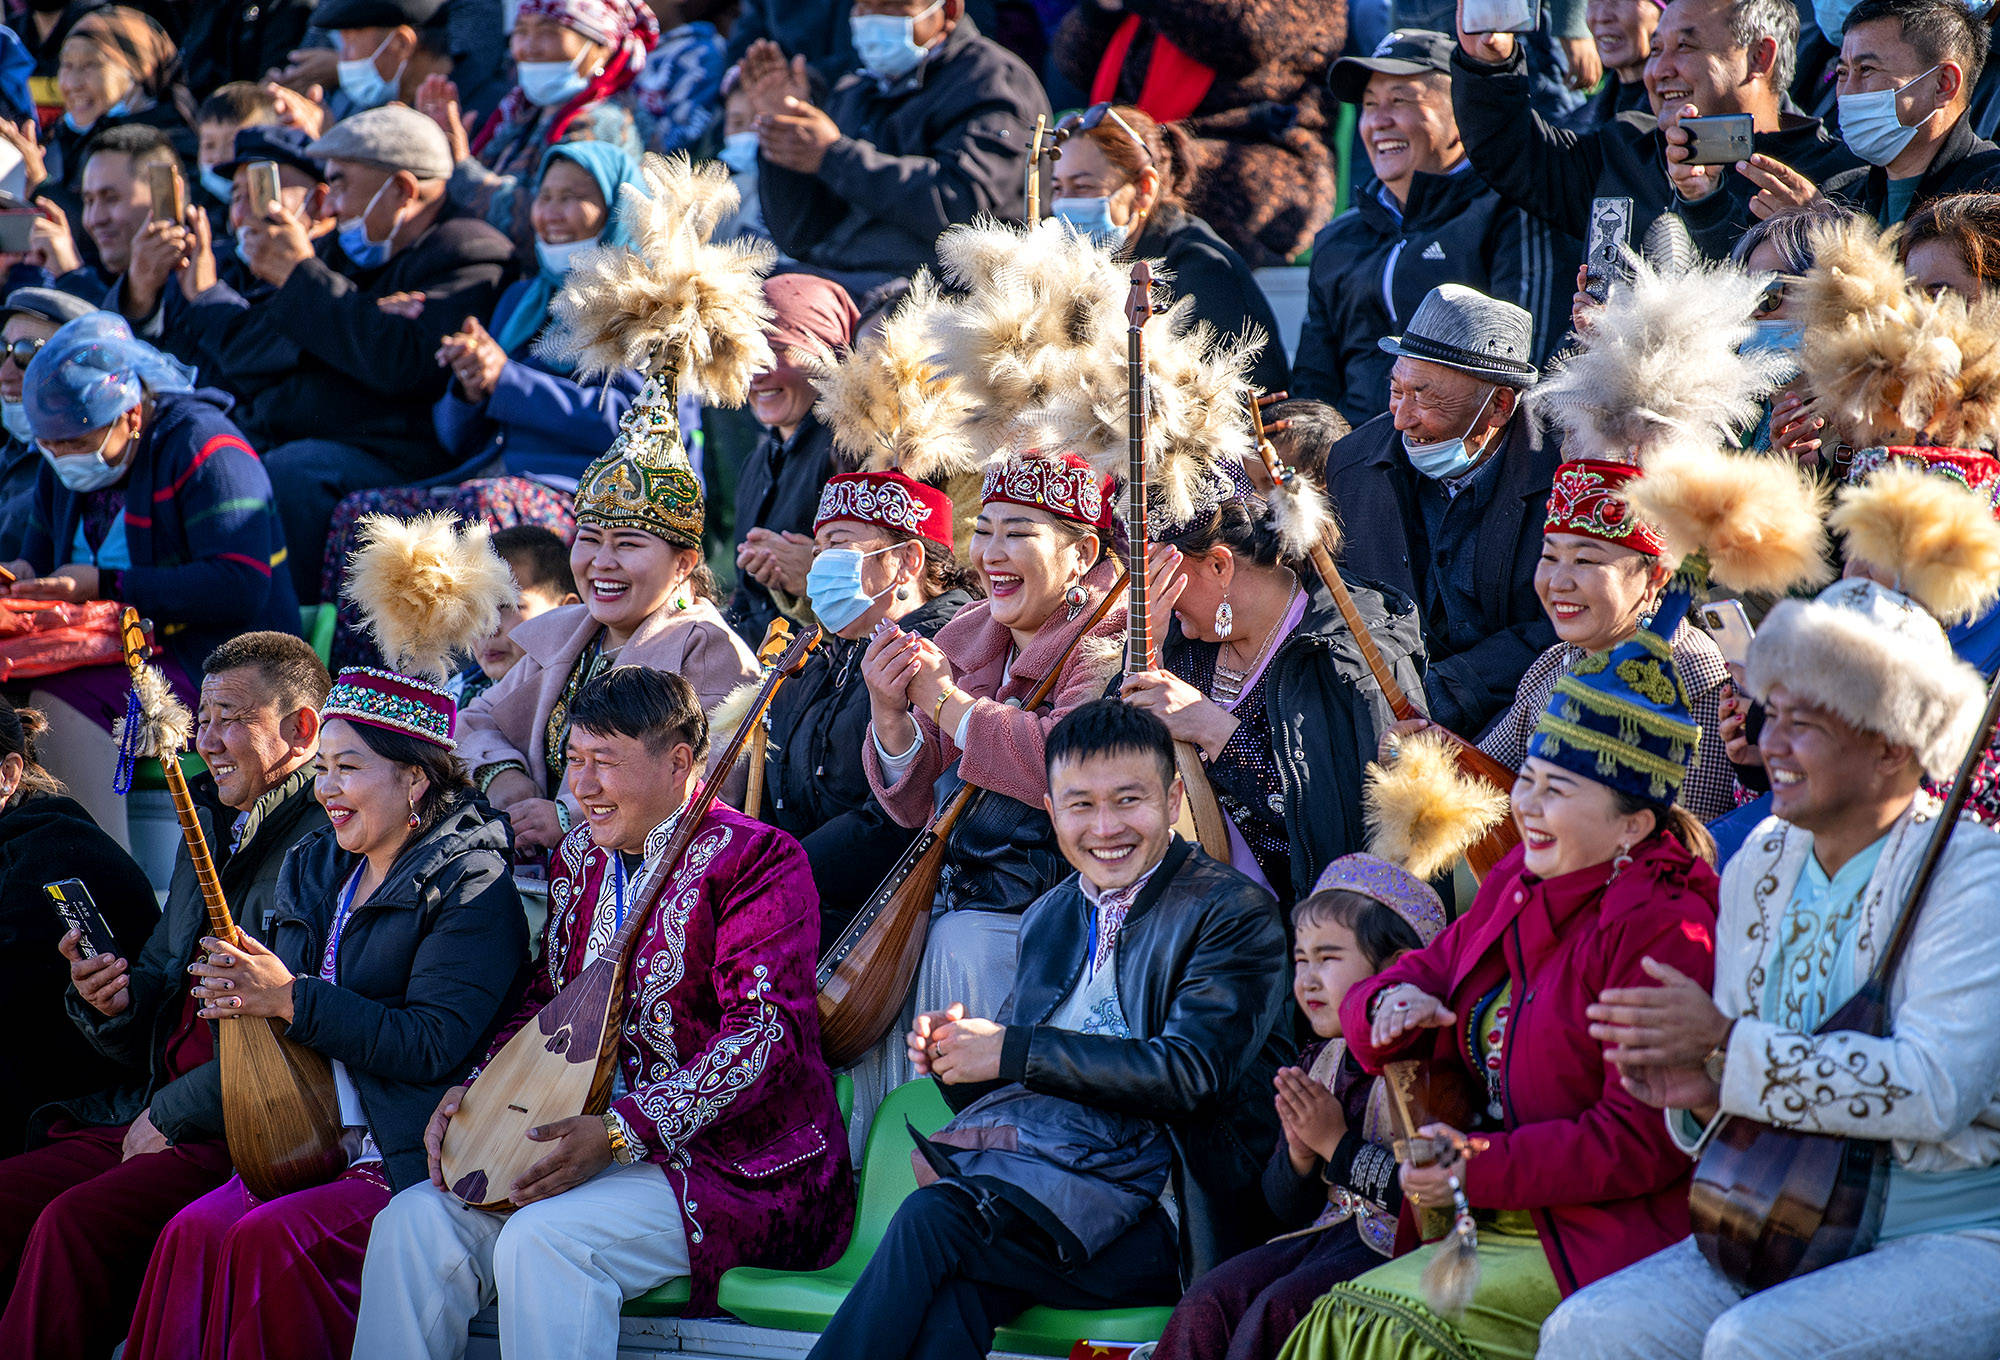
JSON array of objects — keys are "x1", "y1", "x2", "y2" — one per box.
[
  {"x1": 517, "y1": 54, "x2": 592, "y2": 108},
  {"x1": 534, "y1": 233, "x2": 600, "y2": 276},
  {"x1": 719, "y1": 130, "x2": 760, "y2": 176},
  {"x1": 0, "y1": 400, "x2": 30, "y2": 444},
  {"x1": 1837, "y1": 65, "x2": 1941, "y2": 167},
  {"x1": 337, "y1": 32, "x2": 405, "y2": 111},
  {"x1": 39, "y1": 424, "x2": 127, "y2": 493}
]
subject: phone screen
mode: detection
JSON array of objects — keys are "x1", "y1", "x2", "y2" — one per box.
[{"x1": 1462, "y1": 0, "x2": 1540, "y2": 32}]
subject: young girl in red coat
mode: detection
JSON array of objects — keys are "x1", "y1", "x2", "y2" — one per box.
[{"x1": 1277, "y1": 581, "x2": 1723, "y2": 1360}]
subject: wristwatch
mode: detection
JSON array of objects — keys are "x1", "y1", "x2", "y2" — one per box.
[
  {"x1": 1702, "y1": 1019, "x2": 1738, "y2": 1085},
  {"x1": 602, "y1": 1112, "x2": 638, "y2": 1165}
]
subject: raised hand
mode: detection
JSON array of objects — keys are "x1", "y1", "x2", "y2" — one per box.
[{"x1": 415, "y1": 74, "x2": 471, "y2": 164}]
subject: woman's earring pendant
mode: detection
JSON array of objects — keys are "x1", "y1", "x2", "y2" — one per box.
[
  {"x1": 1064, "y1": 584, "x2": 1088, "y2": 620},
  {"x1": 1214, "y1": 599, "x2": 1234, "y2": 639}
]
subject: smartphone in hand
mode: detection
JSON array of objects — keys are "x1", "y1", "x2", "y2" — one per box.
[
  {"x1": 45, "y1": 877, "x2": 118, "y2": 959},
  {"x1": 1679, "y1": 114, "x2": 1755, "y2": 166}
]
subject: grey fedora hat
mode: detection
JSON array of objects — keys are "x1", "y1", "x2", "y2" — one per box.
[{"x1": 1378, "y1": 283, "x2": 1540, "y2": 387}]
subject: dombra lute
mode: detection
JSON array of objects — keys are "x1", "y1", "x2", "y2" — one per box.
[
  {"x1": 440, "y1": 621, "x2": 820, "y2": 1209},
  {"x1": 816, "y1": 577, "x2": 1128, "y2": 1070},
  {"x1": 1249, "y1": 401, "x2": 1520, "y2": 880},
  {"x1": 1689, "y1": 673, "x2": 2000, "y2": 1292},
  {"x1": 118, "y1": 609, "x2": 347, "y2": 1201},
  {"x1": 1122, "y1": 260, "x2": 1232, "y2": 862}
]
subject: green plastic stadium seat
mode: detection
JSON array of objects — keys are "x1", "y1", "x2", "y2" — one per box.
[
  {"x1": 620, "y1": 1073, "x2": 856, "y2": 1320},
  {"x1": 993, "y1": 1303, "x2": 1175, "y2": 1357},
  {"x1": 301, "y1": 603, "x2": 335, "y2": 667},
  {"x1": 713, "y1": 1078, "x2": 952, "y2": 1333}
]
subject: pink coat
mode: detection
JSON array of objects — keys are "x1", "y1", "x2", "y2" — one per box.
[
  {"x1": 1340, "y1": 834, "x2": 1720, "y2": 1295},
  {"x1": 864, "y1": 557, "x2": 1128, "y2": 826},
  {"x1": 456, "y1": 599, "x2": 760, "y2": 818}
]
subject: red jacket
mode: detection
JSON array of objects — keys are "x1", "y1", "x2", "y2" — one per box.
[{"x1": 1340, "y1": 833, "x2": 1719, "y2": 1295}]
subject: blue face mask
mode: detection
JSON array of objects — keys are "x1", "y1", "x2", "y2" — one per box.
[
  {"x1": 1, "y1": 400, "x2": 30, "y2": 444},
  {"x1": 62, "y1": 99, "x2": 127, "y2": 134},
  {"x1": 198, "y1": 164, "x2": 233, "y2": 204},
  {"x1": 1741, "y1": 318, "x2": 1803, "y2": 355},
  {"x1": 851, "y1": 0, "x2": 940, "y2": 81},
  {"x1": 338, "y1": 179, "x2": 399, "y2": 269},
  {"x1": 807, "y1": 544, "x2": 899, "y2": 634},
  {"x1": 719, "y1": 130, "x2": 760, "y2": 176},
  {"x1": 337, "y1": 33, "x2": 403, "y2": 111},
  {"x1": 1812, "y1": 0, "x2": 1860, "y2": 47},
  {"x1": 1401, "y1": 387, "x2": 1495, "y2": 480},
  {"x1": 517, "y1": 57, "x2": 591, "y2": 108},
  {"x1": 1052, "y1": 196, "x2": 1128, "y2": 249},
  {"x1": 534, "y1": 233, "x2": 599, "y2": 277},
  {"x1": 1837, "y1": 65, "x2": 1940, "y2": 167}
]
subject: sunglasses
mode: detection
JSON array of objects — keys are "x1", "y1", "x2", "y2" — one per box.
[
  {"x1": 2, "y1": 337, "x2": 43, "y2": 369},
  {"x1": 1054, "y1": 102, "x2": 1154, "y2": 168}
]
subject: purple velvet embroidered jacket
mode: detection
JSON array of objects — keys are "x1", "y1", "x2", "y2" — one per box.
[{"x1": 490, "y1": 805, "x2": 854, "y2": 1313}]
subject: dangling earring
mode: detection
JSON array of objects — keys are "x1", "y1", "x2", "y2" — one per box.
[
  {"x1": 1610, "y1": 841, "x2": 1633, "y2": 878},
  {"x1": 671, "y1": 577, "x2": 693, "y2": 612},
  {"x1": 407, "y1": 789, "x2": 421, "y2": 829},
  {"x1": 1214, "y1": 597, "x2": 1234, "y2": 640},
  {"x1": 1064, "y1": 583, "x2": 1088, "y2": 620}
]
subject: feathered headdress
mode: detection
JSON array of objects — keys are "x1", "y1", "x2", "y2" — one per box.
[
  {"x1": 1829, "y1": 462, "x2": 2000, "y2": 623},
  {"x1": 1622, "y1": 441, "x2": 1833, "y2": 596},
  {"x1": 1362, "y1": 730, "x2": 1511, "y2": 883},
  {"x1": 538, "y1": 153, "x2": 775, "y2": 402},
  {"x1": 807, "y1": 274, "x2": 978, "y2": 481},
  {"x1": 1529, "y1": 253, "x2": 1789, "y2": 459},
  {"x1": 1794, "y1": 215, "x2": 2000, "y2": 450}
]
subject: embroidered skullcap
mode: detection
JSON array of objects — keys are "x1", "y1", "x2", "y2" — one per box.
[
  {"x1": 1544, "y1": 459, "x2": 1667, "y2": 557},
  {"x1": 979, "y1": 451, "x2": 1114, "y2": 535},
  {"x1": 815, "y1": 470, "x2": 953, "y2": 551},
  {"x1": 1309, "y1": 853, "x2": 1447, "y2": 945},
  {"x1": 322, "y1": 667, "x2": 457, "y2": 749}
]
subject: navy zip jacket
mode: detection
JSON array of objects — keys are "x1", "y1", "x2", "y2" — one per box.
[{"x1": 17, "y1": 388, "x2": 300, "y2": 680}]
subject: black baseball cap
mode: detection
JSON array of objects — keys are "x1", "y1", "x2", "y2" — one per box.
[
  {"x1": 1328, "y1": 30, "x2": 1456, "y2": 104},
  {"x1": 216, "y1": 125, "x2": 328, "y2": 183}
]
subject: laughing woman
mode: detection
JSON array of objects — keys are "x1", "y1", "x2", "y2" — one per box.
[
  {"x1": 851, "y1": 453, "x2": 1125, "y2": 1114},
  {"x1": 457, "y1": 400, "x2": 760, "y2": 853},
  {"x1": 1276, "y1": 597, "x2": 1720, "y2": 1360},
  {"x1": 123, "y1": 678, "x2": 527, "y2": 1360}
]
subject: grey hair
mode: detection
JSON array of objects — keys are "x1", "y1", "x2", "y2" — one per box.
[
  {"x1": 1729, "y1": 197, "x2": 1856, "y2": 270},
  {"x1": 1726, "y1": 0, "x2": 1801, "y2": 97}
]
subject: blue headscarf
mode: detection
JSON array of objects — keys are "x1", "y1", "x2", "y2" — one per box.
[
  {"x1": 493, "y1": 142, "x2": 649, "y2": 363},
  {"x1": 23, "y1": 313, "x2": 195, "y2": 442}
]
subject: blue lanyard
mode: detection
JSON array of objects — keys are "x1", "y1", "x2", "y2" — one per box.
[
  {"x1": 320, "y1": 868, "x2": 363, "y2": 982},
  {"x1": 611, "y1": 855, "x2": 627, "y2": 930}
]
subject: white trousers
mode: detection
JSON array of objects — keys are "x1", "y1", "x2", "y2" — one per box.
[
  {"x1": 350, "y1": 1161, "x2": 690, "y2": 1360},
  {"x1": 1539, "y1": 1230, "x2": 2000, "y2": 1360}
]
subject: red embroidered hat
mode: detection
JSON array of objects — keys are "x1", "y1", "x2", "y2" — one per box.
[
  {"x1": 813, "y1": 470, "x2": 954, "y2": 550},
  {"x1": 978, "y1": 452, "x2": 1114, "y2": 535},
  {"x1": 1543, "y1": 459, "x2": 1666, "y2": 557},
  {"x1": 1847, "y1": 446, "x2": 2000, "y2": 517}
]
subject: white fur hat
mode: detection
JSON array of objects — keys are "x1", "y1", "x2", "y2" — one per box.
[{"x1": 1745, "y1": 577, "x2": 1987, "y2": 781}]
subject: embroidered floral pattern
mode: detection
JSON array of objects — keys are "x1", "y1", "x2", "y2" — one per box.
[
  {"x1": 1755, "y1": 1031, "x2": 1915, "y2": 1128},
  {"x1": 979, "y1": 453, "x2": 1107, "y2": 529},
  {"x1": 632, "y1": 964, "x2": 785, "y2": 1149},
  {"x1": 1543, "y1": 459, "x2": 1667, "y2": 555}
]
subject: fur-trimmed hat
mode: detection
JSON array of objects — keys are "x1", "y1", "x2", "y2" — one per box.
[{"x1": 1745, "y1": 576, "x2": 1986, "y2": 781}]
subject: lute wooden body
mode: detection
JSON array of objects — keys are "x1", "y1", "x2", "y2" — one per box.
[
  {"x1": 1688, "y1": 674, "x2": 2000, "y2": 1291},
  {"x1": 119, "y1": 609, "x2": 347, "y2": 1201},
  {"x1": 816, "y1": 580, "x2": 1128, "y2": 1070},
  {"x1": 440, "y1": 623, "x2": 821, "y2": 1209},
  {"x1": 1250, "y1": 406, "x2": 1520, "y2": 880}
]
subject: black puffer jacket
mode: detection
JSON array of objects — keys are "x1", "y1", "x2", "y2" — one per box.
[
  {"x1": 943, "y1": 838, "x2": 1293, "y2": 1283},
  {"x1": 761, "y1": 589, "x2": 972, "y2": 943},
  {"x1": 50, "y1": 772, "x2": 326, "y2": 1144},
  {"x1": 1161, "y1": 575, "x2": 1425, "y2": 903},
  {"x1": 271, "y1": 794, "x2": 528, "y2": 1191}
]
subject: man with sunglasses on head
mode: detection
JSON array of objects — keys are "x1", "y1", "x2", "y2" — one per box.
[
  {"x1": 0, "y1": 287, "x2": 95, "y2": 561},
  {"x1": 736, "y1": 0, "x2": 1048, "y2": 295}
]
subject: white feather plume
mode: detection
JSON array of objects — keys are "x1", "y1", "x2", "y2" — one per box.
[
  {"x1": 1530, "y1": 253, "x2": 1788, "y2": 458},
  {"x1": 807, "y1": 273, "x2": 980, "y2": 480},
  {"x1": 115, "y1": 659, "x2": 192, "y2": 759},
  {"x1": 538, "y1": 153, "x2": 776, "y2": 406}
]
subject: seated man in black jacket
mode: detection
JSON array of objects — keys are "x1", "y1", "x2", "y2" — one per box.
[
  {"x1": 175, "y1": 105, "x2": 513, "y2": 602},
  {"x1": 1323, "y1": 282, "x2": 1559, "y2": 737},
  {"x1": 1696, "y1": 0, "x2": 2000, "y2": 237},
  {"x1": 1296, "y1": 29, "x2": 1572, "y2": 426},
  {"x1": 0, "y1": 632, "x2": 331, "y2": 1360},
  {"x1": 806, "y1": 699, "x2": 1291, "y2": 1360},
  {"x1": 741, "y1": 0, "x2": 1048, "y2": 294},
  {"x1": 1453, "y1": 0, "x2": 1861, "y2": 258}
]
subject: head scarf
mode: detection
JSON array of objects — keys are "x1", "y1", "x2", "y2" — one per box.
[
  {"x1": 23, "y1": 312, "x2": 195, "y2": 442},
  {"x1": 65, "y1": 6, "x2": 181, "y2": 104},
  {"x1": 762, "y1": 273, "x2": 860, "y2": 358},
  {"x1": 493, "y1": 141, "x2": 647, "y2": 361},
  {"x1": 477, "y1": 0, "x2": 659, "y2": 152}
]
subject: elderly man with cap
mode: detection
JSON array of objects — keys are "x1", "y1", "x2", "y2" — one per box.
[
  {"x1": 110, "y1": 125, "x2": 337, "y2": 370},
  {"x1": 0, "y1": 313, "x2": 297, "y2": 837},
  {"x1": 725, "y1": 271, "x2": 861, "y2": 643},
  {"x1": 0, "y1": 286, "x2": 97, "y2": 559},
  {"x1": 174, "y1": 103, "x2": 513, "y2": 604},
  {"x1": 1323, "y1": 281, "x2": 1560, "y2": 736},
  {"x1": 1295, "y1": 29, "x2": 1572, "y2": 428}
]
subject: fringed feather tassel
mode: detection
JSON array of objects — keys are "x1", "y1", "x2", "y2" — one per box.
[
  {"x1": 1266, "y1": 465, "x2": 1342, "y2": 561},
  {"x1": 1830, "y1": 462, "x2": 2000, "y2": 623},
  {"x1": 1795, "y1": 216, "x2": 2000, "y2": 449},
  {"x1": 343, "y1": 514, "x2": 516, "y2": 682},
  {"x1": 1624, "y1": 441, "x2": 1832, "y2": 596},
  {"x1": 1363, "y1": 730, "x2": 1510, "y2": 882},
  {"x1": 115, "y1": 660, "x2": 192, "y2": 760},
  {"x1": 538, "y1": 153, "x2": 776, "y2": 405},
  {"x1": 1530, "y1": 254, "x2": 1787, "y2": 457},
  {"x1": 1420, "y1": 1175, "x2": 1482, "y2": 1317},
  {"x1": 705, "y1": 676, "x2": 766, "y2": 756}
]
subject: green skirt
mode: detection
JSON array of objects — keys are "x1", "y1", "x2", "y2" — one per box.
[{"x1": 1273, "y1": 1211, "x2": 1561, "y2": 1360}]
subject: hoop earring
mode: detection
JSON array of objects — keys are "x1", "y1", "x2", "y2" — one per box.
[
  {"x1": 1214, "y1": 597, "x2": 1234, "y2": 640},
  {"x1": 1610, "y1": 841, "x2": 1633, "y2": 878}
]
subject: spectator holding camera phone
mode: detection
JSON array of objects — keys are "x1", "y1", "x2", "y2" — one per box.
[{"x1": 1452, "y1": 0, "x2": 1859, "y2": 256}]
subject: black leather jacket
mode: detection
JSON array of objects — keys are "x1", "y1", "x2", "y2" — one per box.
[{"x1": 943, "y1": 839, "x2": 1294, "y2": 1282}]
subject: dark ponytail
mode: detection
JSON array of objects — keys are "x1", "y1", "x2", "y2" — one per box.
[
  {"x1": 1613, "y1": 790, "x2": 1718, "y2": 867},
  {"x1": 0, "y1": 704, "x2": 64, "y2": 806}
]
